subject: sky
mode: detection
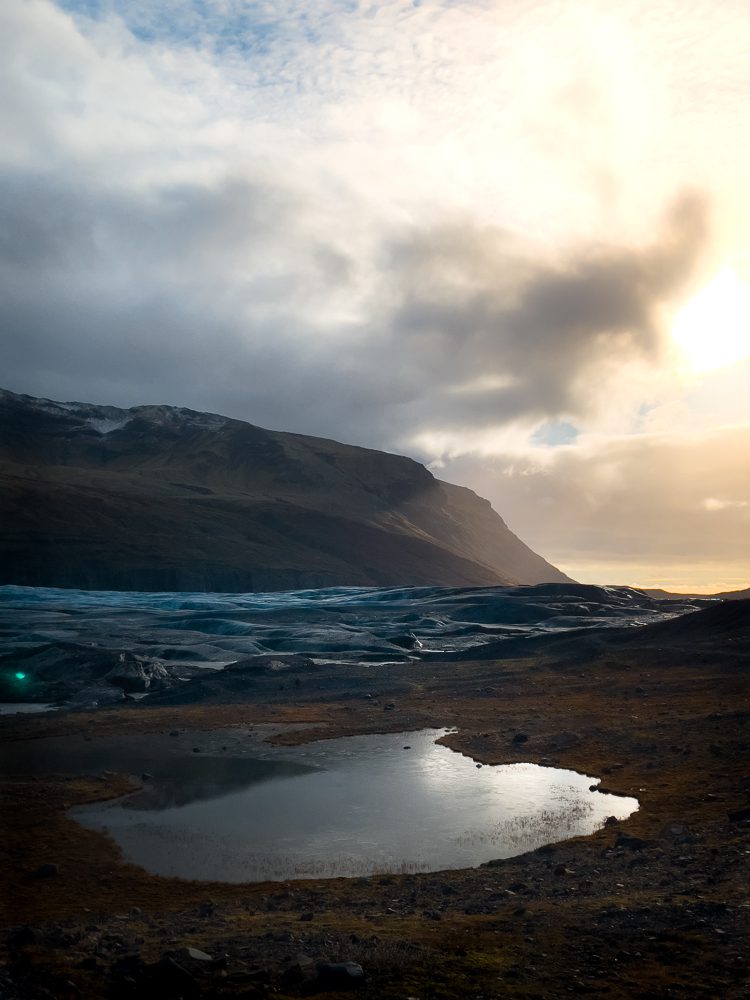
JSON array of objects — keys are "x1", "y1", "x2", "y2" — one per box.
[{"x1": 2, "y1": 0, "x2": 750, "y2": 592}]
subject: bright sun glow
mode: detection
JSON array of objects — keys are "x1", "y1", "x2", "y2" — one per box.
[{"x1": 672, "y1": 267, "x2": 750, "y2": 374}]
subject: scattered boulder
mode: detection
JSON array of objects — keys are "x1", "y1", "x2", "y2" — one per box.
[
  {"x1": 316, "y1": 961, "x2": 365, "y2": 989},
  {"x1": 615, "y1": 833, "x2": 648, "y2": 851},
  {"x1": 110, "y1": 954, "x2": 146, "y2": 976},
  {"x1": 78, "y1": 957, "x2": 101, "y2": 970},
  {"x1": 106, "y1": 653, "x2": 168, "y2": 693},
  {"x1": 173, "y1": 947, "x2": 214, "y2": 964},
  {"x1": 508, "y1": 881, "x2": 528, "y2": 892},
  {"x1": 660, "y1": 822, "x2": 690, "y2": 841},
  {"x1": 152, "y1": 956, "x2": 198, "y2": 996},
  {"x1": 512, "y1": 732, "x2": 529, "y2": 745},
  {"x1": 8, "y1": 925, "x2": 36, "y2": 947},
  {"x1": 35, "y1": 863, "x2": 59, "y2": 879},
  {"x1": 224, "y1": 654, "x2": 316, "y2": 675},
  {"x1": 281, "y1": 954, "x2": 317, "y2": 987},
  {"x1": 0, "y1": 643, "x2": 171, "y2": 704},
  {"x1": 548, "y1": 731, "x2": 582, "y2": 749}
]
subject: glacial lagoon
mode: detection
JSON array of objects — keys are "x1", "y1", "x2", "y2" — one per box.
[{"x1": 70, "y1": 728, "x2": 638, "y2": 882}]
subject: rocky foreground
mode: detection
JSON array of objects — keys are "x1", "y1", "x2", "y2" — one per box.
[{"x1": 1, "y1": 600, "x2": 749, "y2": 999}]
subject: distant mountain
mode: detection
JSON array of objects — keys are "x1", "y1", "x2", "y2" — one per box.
[
  {"x1": 643, "y1": 587, "x2": 750, "y2": 601},
  {"x1": 0, "y1": 390, "x2": 572, "y2": 593}
]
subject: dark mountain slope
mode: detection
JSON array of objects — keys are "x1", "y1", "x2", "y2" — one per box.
[{"x1": 0, "y1": 390, "x2": 572, "y2": 592}]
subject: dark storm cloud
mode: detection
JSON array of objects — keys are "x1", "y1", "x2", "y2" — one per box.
[
  {"x1": 384, "y1": 191, "x2": 708, "y2": 430},
  {"x1": 0, "y1": 163, "x2": 708, "y2": 446},
  {"x1": 0, "y1": 167, "x2": 386, "y2": 431}
]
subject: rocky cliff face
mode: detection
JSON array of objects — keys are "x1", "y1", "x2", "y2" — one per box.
[{"x1": 0, "y1": 389, "x2": 572, "y2": 591}]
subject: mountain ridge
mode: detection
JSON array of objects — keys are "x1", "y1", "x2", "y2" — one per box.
[{"x1": 0, "y1": 389, "x2": 572, "y2": 592}]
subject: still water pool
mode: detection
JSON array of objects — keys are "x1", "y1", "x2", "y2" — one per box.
[{"x1": 72, "y1": 729, "x2": 637, "y2": 882}]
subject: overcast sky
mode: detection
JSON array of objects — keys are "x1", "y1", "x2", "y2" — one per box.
[{"x1": 2, "y1": 0, "x2": 750, "y2": 591}]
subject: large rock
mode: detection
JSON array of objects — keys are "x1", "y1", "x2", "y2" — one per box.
[
  {"x1": 316, "y1": 961, "x2": 366, "y2": 989},
  {"x1": 105, "y1": 653, "x2": 169, "y2": 692},
  {"x1": 0, "y1": 643, "x2": 176, "y2": 703}
]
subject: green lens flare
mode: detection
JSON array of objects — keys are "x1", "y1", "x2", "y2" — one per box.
[{"x1": 14, "y1": 671, "x2": 26, "y2": 680}]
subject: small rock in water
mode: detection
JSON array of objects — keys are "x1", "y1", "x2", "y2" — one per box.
[{"x1": 512, "y1": 732, "x2": 529, "y2": 744}]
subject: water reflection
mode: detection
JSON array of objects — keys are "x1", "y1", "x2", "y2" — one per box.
[
  {"x1": 72, "y1": 730, "x2": 638, "y2": 883},
  {"x1": 123, "y1": 758, "x2": 317, "y2": 809}
]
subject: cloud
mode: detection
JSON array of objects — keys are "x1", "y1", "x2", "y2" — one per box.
[
  {"x1": 702, "y1": 497, "x2": 749, "y2": 513},
  {"x1": 1, "y1": 0, "x2": 749, "y2": 589},
  {"x1": 383, "y1": 191, "x2": 708, "y2": 434},
  {"x1": 0, "y1": 150, "x2": 709, "y2": 447},
  {"x1": 437, "y1": 427, "x2": 750, "y2": 588}
]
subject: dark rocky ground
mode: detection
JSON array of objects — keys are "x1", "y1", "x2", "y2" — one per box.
[{"x1": 1, "y1": 601, "x2": 749, "y2": 999}]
